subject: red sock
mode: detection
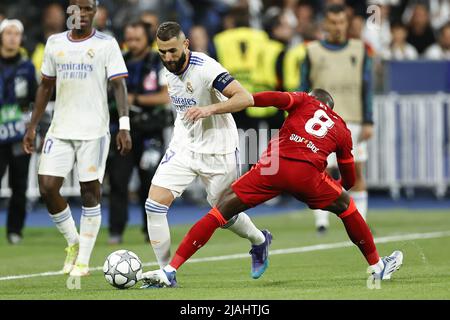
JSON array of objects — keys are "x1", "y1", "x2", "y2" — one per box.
[
  {"x1": 339, "y1": 198, "x2": 380, "y2": 265},
  {"x1": 170, "y1": 207, "x2": 227, "y2": 270}
]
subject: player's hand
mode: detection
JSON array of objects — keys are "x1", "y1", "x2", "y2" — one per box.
[
  {"x1": 116, "y1": 130, "x2": 132, "y2": 156},
  {"x1": 358, "y1": 124, "x2": 374, "y2": 142},
  {"x1": 23, "y1": 127, "x2": 36, "y2": 154},
  {"x1": 184, "y1": 106, "x2": 213, "y2": 122}
]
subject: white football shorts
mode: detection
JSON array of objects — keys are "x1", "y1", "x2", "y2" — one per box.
[
  {"x1": 151, "y1": 146, "x2": 241, "y2": 206},
  {"x1": 327, "y1": 122, "x2": 368, "y2": 167},
  {"x1": 38, "y1": 133, "x2": 110, "y2": 183}
]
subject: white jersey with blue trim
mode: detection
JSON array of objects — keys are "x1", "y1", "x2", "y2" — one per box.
[
  {"x1": 165, "y1": 51, "x2": 239, "y2": 154},
  {"x1": 41, "y1": 29, "x2": 128, "y2": 140}
]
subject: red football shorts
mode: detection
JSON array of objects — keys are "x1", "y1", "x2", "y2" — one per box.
[{"x1": 232, "y1": 157, "x2": 342, "y2": 209}]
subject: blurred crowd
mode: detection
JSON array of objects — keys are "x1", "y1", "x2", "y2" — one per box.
[{"x1": 0, "y1": 0, "x2": 450, "y2": 65}]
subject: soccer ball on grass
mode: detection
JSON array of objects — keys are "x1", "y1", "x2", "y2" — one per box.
[{"x1": 103, "y1": 249, "x2": 143, "y2": 289}]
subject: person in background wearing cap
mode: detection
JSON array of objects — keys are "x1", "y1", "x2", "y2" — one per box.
[{"x1": 0, "y1": 19, "x2": 37, "y2": 244}]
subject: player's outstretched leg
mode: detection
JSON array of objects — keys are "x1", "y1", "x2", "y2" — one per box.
[
  {"x1": 39, "y1": 175, "x2": 79, "y2": 274},
  {"x1": 324, "y1": 191, "x2": 403, "y2": 280}
]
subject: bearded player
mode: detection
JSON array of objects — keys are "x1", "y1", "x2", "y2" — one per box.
[{"x1": 140, "y1": 22, "x2": 272, "y2": 288}]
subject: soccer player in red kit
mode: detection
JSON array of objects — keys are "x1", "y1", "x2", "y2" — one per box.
[{"x1": 141, "y1": 89, "x2": 403, "y2": 288}]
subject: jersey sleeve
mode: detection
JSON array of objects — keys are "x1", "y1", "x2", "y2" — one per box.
[
  {"x1": 336, "y1": 125, "x2": 355, "y2": 190},
  {"x1": 285, "y1": 91, "x2": 308, "y2": 112},
  {"x1": 41, "y1": 39, "x2": 56, "y2": 79},
  {"x1": 253, "y1": 91, "x2": 293, "y2": 110},
  {"x1": 335, "y1": 125, "x2": 354, "y2": 164},
  {"x1": 204, "y1": 58, "x2": 234, "y2": 93},
  {"x1": 106, "y1": 39, "x2": 128, "y2": 80}
]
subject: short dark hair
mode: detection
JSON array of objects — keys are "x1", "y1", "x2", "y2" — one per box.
[
  {"x1": 156, "y1": 21, "x2": 183, "y2": 41},
  {"x1": 126, "y1": 20, "x2": 153, "y2": 43},
  {"x1": 325, "y1": 4, "x2": 346, "y2": 15},
  {"x1": 309, "y1": 88, "x2": 334, "y2": 109}
]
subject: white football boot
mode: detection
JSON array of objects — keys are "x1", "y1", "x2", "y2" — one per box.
[
  {"x1": 374, "y1": 250, "x2": 404, "y2": 280},
  {"x1": 140, "y1": 269, "x2": 177, "y2": 288}
]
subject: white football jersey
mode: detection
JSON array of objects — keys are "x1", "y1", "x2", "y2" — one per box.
[
  {"x1": 41, "y1": 30, "x2": 128, "y2": 140},
  {"x1": 165, "y1": 51, "x2": 239, "y2": 154}
]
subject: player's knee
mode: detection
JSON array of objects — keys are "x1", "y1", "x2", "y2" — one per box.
[
  {"x1": 325, "y1": 191, "x2": 350, "y2": 215},
  {"x1": 336, "y1": 192, "x2": 351, "y2": 214},
  {"x1": 216, "y1": 194, "x2": 246, "y2": 221},
  {"x1": 38, "y1": 180, "x2": 58, "y2": 200},
  {"x1": 217, "y1": 188, "x2": 235, "y2": 206},
  {"x1": 148, "y1": 185, "x2": 174, "y2": 207},
  {"x1": 80, "y1": 182, "x2": 101, "y2": 206}
]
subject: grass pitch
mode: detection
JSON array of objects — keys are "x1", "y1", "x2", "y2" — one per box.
[{"x1": 1, "y1": 209, "x2": 450, "y2": 300}]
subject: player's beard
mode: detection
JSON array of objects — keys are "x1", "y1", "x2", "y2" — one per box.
[{"x1": 163, "y1": 51, "x2": 187, "y2": 74}]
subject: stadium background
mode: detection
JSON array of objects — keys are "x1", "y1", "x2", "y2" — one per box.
[{"x1": 0, "y1": 0, "x2": 450, "y2": 300}]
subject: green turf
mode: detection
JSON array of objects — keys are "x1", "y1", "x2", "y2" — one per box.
[{"x1": 1, "y1": 209, "x2": 450, "y2": 300}]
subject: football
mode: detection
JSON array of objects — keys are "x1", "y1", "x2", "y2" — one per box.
[{"x1": 103, "y1": 250, "x2": 143, "y2": 289}]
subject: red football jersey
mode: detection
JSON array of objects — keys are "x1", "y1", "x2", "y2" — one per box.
[{"x1": 260, "y1": 92, "x2": 353, "y2": 172}]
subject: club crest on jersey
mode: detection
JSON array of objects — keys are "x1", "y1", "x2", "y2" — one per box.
[
  {"x1": 186, "y1": 81, "x2": 194, "y2": 94},
  {"x1": 87, "y1": 49, "x2": 95, "y2": 58}
]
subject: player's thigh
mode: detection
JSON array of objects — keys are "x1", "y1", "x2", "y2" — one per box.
[
  {"x1": 199, "y1": 152, "x2": 240, "y2": 206},
  {"x1": 291, "y1": 170, "x2": 342, "y2": 210},
  {"x1": 38, "y1": 135, "x2": 75, "y2": 179},
  {"x1": 231, "y1": 162, "x2": 281, "y2": 208},
  {"x1": 76, "y1": 133, "x2": 110, "y2": 184},
  {"x1": 151, "y1": 147, "x2": 197, "y2": 200}
]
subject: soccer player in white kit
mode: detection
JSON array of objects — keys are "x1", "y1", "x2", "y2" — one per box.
[
  {"x1": 23, "y1": 0, "x2": 132, "y2": 277},
  {"x1": 141, "y1": 22, "x2": 272, "y2": 286}
]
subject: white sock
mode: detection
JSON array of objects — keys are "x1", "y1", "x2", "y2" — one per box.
[
  {"x1": 49, "y1": 205, "x2": 79, "y2": 246},
  {"x1": 350, "y1": 190, "x2": 368, "y2": 221},
  {"x1": 223, "y1": 212, "x2": 265, "y2": 245},
  {"x1": 163, "y1": 265, "x2": 177, "y2": 273},
  {"x1": 76, "y1": 205, "x2": 102, "y2": 266},
  {"x1": 145, "y1": 199, "x2": 171, "y2": 268},
  {"x1": 370, "y1": 259, "x2": 384, "y2": 274},
  {"x1": 313, "y1": 209, "x2": 330, "y2": 228}
]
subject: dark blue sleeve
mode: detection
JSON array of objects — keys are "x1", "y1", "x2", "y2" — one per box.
[
  {"x1": 212, "y1": 72, "x2": 235, "y2": 93},
  {"x1": 362, "y1": 48, "x2": 374, "y2": 124},
  {"x1": 299, "y1": 51, "x2": 311, "y2": 92}
]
